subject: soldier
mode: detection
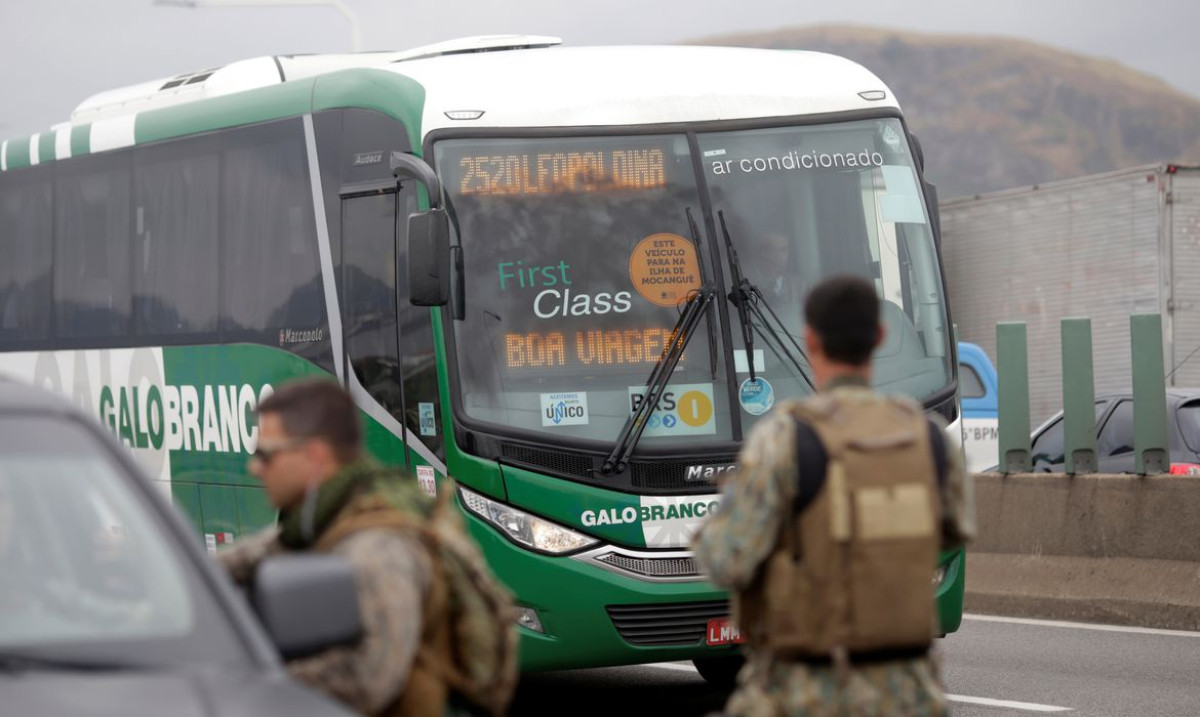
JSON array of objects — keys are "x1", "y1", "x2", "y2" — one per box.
[
  {"x1": 219, "y1": 379, "x2": 502, "y2": 717},
  {"x1": 693, "y1": 275, "x2": 974, "y2": 717}
]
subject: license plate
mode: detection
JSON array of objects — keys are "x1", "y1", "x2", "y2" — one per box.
[{"x1": 705, "y1": 617, "x2": 745, "y2": 646}]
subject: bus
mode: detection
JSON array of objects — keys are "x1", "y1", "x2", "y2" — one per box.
[{"x1": 0, "y1": 35, "x2": 964, "y2": 677}]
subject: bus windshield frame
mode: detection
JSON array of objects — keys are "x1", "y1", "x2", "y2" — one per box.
[{"x1": 430, "y1": 113, "x2": 955, "y2": 456}]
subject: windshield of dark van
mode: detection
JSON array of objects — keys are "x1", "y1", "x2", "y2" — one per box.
[{"x1": 0, "y1": 416, "x2": 252, "y2": 667}]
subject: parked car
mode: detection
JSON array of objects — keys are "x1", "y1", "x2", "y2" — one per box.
[
  {"x1": 958, "y1": 342, "x2": 999, "y2": 473},
  {"x1": 1029, "y1": 388, "x2": 1200, "y2": 474},
  {"x1": 0, "y1": 378, "x2": 359, "y2": 716}
]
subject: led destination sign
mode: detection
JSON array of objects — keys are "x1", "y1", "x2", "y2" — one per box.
[
  {"x1": 505, "y1": 328, "x2": 688, "y2": 369},
  {"x1": 455, "y1": 148, "x2": 666, "y2": 197}
]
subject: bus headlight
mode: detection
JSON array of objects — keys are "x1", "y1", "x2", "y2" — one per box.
[
  {"x1": 459, "y1": 486, "x2": 598, "y2": 554},
  {"x1": 932, "y1": 565, "x2": 948, "y2": 588}
]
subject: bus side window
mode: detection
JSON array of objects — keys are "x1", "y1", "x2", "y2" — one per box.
[
  {"x1": 132, "y1": 138, "x2": 220, "y2": 337},
  {"x1": 221, "y1": 120, "x2": 331, "y2": 372},
  {"x1": 0, "y1": 168, "x2": 52, "y2": 343},
  {"x1": 55, "y1": 153, "x2": 133, "y2": 341}
]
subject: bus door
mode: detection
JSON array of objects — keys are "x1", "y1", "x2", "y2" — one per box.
[
  {"x1": 339, "y1": 186, "x2": 446, "y2": 480},
  {"x1": 340, "y1": 189, "x2": 409, "y2": 468}
]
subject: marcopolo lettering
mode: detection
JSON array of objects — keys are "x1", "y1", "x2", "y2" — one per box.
[
  {"x1": 685, "y1": 464, "x2": 737, "y2": 482},
  {"x1": 99, "y1": 383, "x2": 273, "y2": 453}
]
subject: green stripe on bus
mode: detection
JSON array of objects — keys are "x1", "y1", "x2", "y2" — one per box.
[
  {"x1": 160, "y1": 343, "x2": 328, "y2": 487},
  {"x1": 135, "y1": 79, "x2": 318, "y2": 145},
  {"x1": 5, "y1": 136, "x2": 31, "y2": 170},
  {"x1": 312, "y1": 69, "x2": 427, "y2": 155},
  {"x1": 71, "y1": 124, "x2": 90, "y2": 156},
  {"x1": 38, "y1": 133, "x2": 56, "y2": 164}
]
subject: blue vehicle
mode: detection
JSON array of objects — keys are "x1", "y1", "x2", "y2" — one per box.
[{"x1": 958, "y1": 342, "x2": 999, "y2": 472}]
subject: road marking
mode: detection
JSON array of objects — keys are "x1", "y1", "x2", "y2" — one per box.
[
  {"x1": 644, "y1": 662, "x2": 1073, "y2": 713},
  {"x1": 643, "y1": 661, "x2": 699, "y2": 673},
  {"x1": 965, "y1": 613, "x2": 1200, "y2": 638},
  {"x1": 947, "y1": 694, "x2": 1071, "y2": 712}
]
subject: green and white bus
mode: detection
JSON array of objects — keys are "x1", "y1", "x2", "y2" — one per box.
[{"x1": 0, "y1": 35, "x2": 964, "y2": 676}]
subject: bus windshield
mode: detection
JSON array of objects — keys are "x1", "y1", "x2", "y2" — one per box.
[
  {"x1": 697, "y1": 118, "x2": 952, "y2": 436},
  {"x1": 435, "y1": 118, "x2": 952, "y2": 449}
]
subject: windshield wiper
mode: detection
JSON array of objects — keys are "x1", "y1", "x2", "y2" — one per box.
[
  {"x1": 600, "y1": 286, "x2": 715, "y2": 475},
  {"x1": 600, "y1": 209, "x2": 718, "y2": 475},
  {"x1": 717, "y1": 210, "x2": 815, "y2": 391},
  {"x1": 719, "y1": 212, "x2": 758, "y2": 383}
]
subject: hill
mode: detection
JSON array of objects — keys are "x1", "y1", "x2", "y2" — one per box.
[{"x1": 688, "y1": 25, "x2": 1200, "y2": 198}]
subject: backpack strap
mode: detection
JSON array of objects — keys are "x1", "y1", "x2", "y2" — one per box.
[
  {"x1": 792, "y1": 417, "x2": 829, "y2": 515},
  {"x1": 791, "y1": 415, "x2": 949, "y2": 515}
]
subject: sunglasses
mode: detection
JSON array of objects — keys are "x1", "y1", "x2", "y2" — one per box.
[{"x1": 251, "y1": 438, "x2": 306, "y2": 465}]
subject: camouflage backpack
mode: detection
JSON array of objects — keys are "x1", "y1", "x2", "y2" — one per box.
[{"x1": 321, "y1": 476, "x2": 519, "y2": 716}]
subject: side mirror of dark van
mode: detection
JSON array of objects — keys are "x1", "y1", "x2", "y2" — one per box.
[{"x1": 252, "y1": 554, "x2": 362, "y2": 661}]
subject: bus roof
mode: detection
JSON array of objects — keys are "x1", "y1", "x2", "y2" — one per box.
[
  {"x1": 1, "y1": 39, "x2": 900, "y2": 170},
  {"x1": 398, "y1": 44, "x2": 899, "y2": 136}
]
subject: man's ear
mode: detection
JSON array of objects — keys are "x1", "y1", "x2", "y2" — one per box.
[
  {"x1": 875, "y1": 323, "x2": 887, "y2": 351},
  {"x1": 305, "y1": 438, "x2": 332, "y2": 467}
]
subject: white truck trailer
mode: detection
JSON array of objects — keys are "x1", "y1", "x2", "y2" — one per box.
[{"x1": 941, "y1": 164, "x2": 1200, "y2": 424}]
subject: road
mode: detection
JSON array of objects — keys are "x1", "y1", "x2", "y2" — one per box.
[{"x1": 510, "y1": 615, "x2": 1200, "y2": 716}]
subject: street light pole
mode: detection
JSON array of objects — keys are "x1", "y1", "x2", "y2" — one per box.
[{"x1": 153, "y1": 0, "x2": 363, "y2": 53}]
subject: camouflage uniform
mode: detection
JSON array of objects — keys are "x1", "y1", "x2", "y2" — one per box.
[
  {"x1": 693, "y1": 379, "x2": 974, "y2": 717},
  {"x1": 220, "y1": 467, "x2": 434, "y2": 716}
]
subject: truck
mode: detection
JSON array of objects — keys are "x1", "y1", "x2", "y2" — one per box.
[{"x1": 941, "y1": 164, "x2": 1200, "y2": 425}]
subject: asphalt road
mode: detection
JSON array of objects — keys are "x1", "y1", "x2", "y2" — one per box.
[{"x1": 510, "y1": 615, "x2": 1200, "y2": 716}]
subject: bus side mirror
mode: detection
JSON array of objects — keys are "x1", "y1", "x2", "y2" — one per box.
[
  {"x1": 924, "y1": 181, "x2": 942, "y2": 247},
  {"x1": 407, "y1": 209, "x2": 451, "y2": 306},
  {"x1": 908, "y1": 133, "x2": 942, "y2": 247}
]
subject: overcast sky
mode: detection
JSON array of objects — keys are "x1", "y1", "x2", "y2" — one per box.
[{"x1": 3, "y1": 0, "x2": 1199, "y2": 138}]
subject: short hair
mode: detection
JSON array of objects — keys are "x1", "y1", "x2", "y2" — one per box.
[
  {"x1": 804, "y1": 275, "x2": 880, "y2": 366},
  {"x1": 257, "y1": 379, "x2": 362, "y2": 463}
]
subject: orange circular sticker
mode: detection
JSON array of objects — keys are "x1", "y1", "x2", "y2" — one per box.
[
  {"x1": 678, "y1": 390, "x2": 714, "y2": 427},
  {"x1": 628, "y1": 233, "x2": 702, "y2": 308}
]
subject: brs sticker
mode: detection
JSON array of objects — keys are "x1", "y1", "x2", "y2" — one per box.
[{"x1": 541, "y1": 392, "x2": 589, "y2": 426}]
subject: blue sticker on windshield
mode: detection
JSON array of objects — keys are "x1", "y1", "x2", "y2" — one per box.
[{"x1": 738, "y1": 378, "x2": 775, "y2": 416}]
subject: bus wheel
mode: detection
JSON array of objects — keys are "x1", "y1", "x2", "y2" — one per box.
[{"x1": 692, "y1": 655, "x2": 744, "y2": 687}]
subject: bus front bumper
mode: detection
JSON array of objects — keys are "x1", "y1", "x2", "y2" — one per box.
[{"x1": 465, "y1": 511, "x2": 967, "y2": 671}]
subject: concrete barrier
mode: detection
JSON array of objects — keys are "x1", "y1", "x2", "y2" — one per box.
[{"x1": 967, "y1": 473, "x2": 1200, "y2": 631}]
